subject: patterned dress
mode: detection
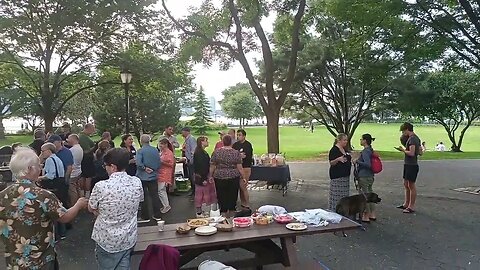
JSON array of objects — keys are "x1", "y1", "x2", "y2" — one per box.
[{"x1": 0, "y1": 179, "x2": 67, "y2": 269}]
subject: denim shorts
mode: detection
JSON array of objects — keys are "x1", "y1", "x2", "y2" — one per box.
[{"x1": 95, "y1": 244, "x2": 133, "y2": 270}]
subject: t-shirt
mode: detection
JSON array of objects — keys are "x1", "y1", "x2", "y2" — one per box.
[
  {"x1": 29, "y1": 139, "x2": 45, "y2": 156},
  {"x1": 405, "y1": 134, "x2": 421, "y2": 165},
  {"x1": 79, "y1": 132, "x2": 95, "y2": 155},
  {"x1": 56, "y1": 146, "x2": 74, "y2": 172},
  {"x1": 70, "y1": 144, "x2": 84, "y2": 178},
  {"x1": 328, "y1": 146, "x2": 352, "y2": 179},
  {"x1": 232, "y1": 140, "x2": 253, "y2": 168}
]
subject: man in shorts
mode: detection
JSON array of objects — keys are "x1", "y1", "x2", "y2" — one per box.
[
  {"x1": 232, "y1": 129, "x2": 253, "y2": 211},
  {"x1": 395, "y1": 122, "x2": 421, "y2": 214}
]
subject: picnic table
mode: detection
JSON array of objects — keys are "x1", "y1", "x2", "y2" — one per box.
[
  {"x1": 134, "y1": 218, "x2": 361, "y2": 269},
  {"x1": 249, "y1": 165, "x2": 291, "y2": 196}
]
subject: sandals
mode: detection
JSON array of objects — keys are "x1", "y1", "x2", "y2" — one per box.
[
  {"x1": 402, "y1": 208, "x2": 415, "y2": 214},
  {"x1": 396, "y1": 205, "x2": 407, "y2": 209}
]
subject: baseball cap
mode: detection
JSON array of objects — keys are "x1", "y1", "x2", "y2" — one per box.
[{"x1": 47, "y1": 134, "x2": 62, "y2": 143}]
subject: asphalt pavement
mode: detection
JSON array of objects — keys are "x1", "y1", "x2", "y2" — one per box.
[{"x1": 1, "y1": 160, "x2": 479, "y2": 270}]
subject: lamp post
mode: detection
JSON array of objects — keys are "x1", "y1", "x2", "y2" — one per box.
[{"x1": 120, "y1": 70, "x2": 132, "y2": 134}]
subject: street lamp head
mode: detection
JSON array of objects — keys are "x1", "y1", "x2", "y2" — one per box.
[{"x1": 120, "y1": 70, "x2": 132, "y2": 84}]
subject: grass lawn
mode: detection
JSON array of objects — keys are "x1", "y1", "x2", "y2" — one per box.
[{"x1": 2, "y1": 123, "x2": 480, "y2": 161}]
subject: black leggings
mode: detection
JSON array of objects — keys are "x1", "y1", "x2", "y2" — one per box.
[{"x1": 214, "y1": 177, "x2": 240, "y2": 213}]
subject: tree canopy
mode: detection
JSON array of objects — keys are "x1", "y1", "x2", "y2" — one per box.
[
  {"x1": 398, "y1": 70, "x2": 480, "y2": 152},
  {"x1": 0, "y1": 0, "x2": 159, "y2": 131},
  {"x1": 220, "y1": 83, "x2": 262, "y2": 127}
]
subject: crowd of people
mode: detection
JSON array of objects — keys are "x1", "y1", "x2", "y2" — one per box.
[
  {"x1": 0, "y1": 123, "x2": 255, "y2": 269},
  {"x1": 327, "y1": 122, "x2": 422, "y2": 222}
]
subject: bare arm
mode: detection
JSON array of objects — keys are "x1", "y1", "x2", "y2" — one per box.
[
  {"x1": 237, "y1": 164, "x2": 246, "y2": 182},
  {"x1": 64, "y1": 165, "x2": 73, "y2": 183},
  {"x1": 58, "y1": 198, "x2": 87, "y2": 223},
  {"x1": 404, "y1": 145, "x2": 416, "y2": 157}
]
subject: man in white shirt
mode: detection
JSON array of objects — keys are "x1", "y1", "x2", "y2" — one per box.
[
  {"x1": 435, "y1": 142, "x2": 446, "y2": 152},
  {"x1": 68, "y1": 134, "x2": 84, "y2": 206},
  {"x1": 89, "y1": 148, "x2": 144, "y2": 270}
]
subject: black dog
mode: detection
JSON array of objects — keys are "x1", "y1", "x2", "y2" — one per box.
[{"x1": 336, "y1": 192, "x2": 382, "y2": 221}]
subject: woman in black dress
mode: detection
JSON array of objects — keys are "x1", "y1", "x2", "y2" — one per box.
[
  {"x1": 120, "y1": 134, "x2": 137, "y2": 176},
  {"x1": 328, "y1": 133, "x2": 352, "y2": 211}
]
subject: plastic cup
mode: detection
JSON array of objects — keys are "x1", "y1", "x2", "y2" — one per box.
[{"x1": 157, "y1": 220, "x2": 165, "y2": 232}]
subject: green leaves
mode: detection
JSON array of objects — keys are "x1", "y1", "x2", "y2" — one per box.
[
  {"x1": 190, "y1": 86, "x2": 212, "y2": 135},
  {"x1": 220, "y1": 83, "x2": 263, "y2": 124}
]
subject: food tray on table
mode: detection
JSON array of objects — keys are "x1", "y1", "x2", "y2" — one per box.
[{"x1": 187, "y1": 218, "x2": 209, "y2": 228}]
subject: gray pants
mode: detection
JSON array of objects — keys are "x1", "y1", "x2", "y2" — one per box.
[{"x1": 358, "y1": 176, "x2": 375, "y2": 214}]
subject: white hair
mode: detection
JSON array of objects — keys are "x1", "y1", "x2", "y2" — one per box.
[
  {"x1": 9, "y1": 147, "x2": 40, "y2": 179},
  {"x1": 140, "y1": 134, "x2": 151, "y2": 144}
]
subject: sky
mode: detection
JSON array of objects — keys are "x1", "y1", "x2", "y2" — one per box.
[{"x1": 160, "y1": 0, "x2": 274, "y2": 103}]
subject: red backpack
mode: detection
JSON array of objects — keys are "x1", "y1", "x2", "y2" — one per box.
[{"x1": 371, "y1": 151, "x2": 383, "y2": 174}]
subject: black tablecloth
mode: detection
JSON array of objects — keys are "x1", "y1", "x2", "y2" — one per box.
[{"x1": 249, "y1": 165, "x2": 291, "y2": 185}]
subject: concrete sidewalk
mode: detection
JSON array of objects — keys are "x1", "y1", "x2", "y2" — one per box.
[{"x1": 1, "y1": 160, "x2": 479, "y2": 269}]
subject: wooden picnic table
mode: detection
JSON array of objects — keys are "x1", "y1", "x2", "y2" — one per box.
[{"x1": 134, "y1": 218, "x2": 361, "y2": 269}]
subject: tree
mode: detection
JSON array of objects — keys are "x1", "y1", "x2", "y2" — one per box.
[
  {"x1": 190, "y1": 87, "x2": 212, "y2": 135},
  {"x1": 404, "y1": 0, "x2": 480, "y2": 69},
  {"x1": 281, "y1": 0, "x2": 419, "y2": 148},
  {"x1": 220, "y1": 83, "x2": 262, "y2": 127},
  {"x1": 93, "y1": 42, "x2": 192, "y2": 140},
  {"x1": 0, "y1": 0, "x2": 158, "y2": 131},
  {"x1": 162, "y1": 0, "x2": 307, "y2": 153},
  {"x1": 398, "y1": 71, "x2": 480, "y2": 152}
]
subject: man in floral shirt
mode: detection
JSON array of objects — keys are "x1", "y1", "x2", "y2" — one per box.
[{"x1": 0, "y1": 147, "x2": 88, "y2": 270}]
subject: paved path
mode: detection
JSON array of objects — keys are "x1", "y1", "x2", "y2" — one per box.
[{"x1": 1, "y1": 160, "x2": 479, "y2": 269}]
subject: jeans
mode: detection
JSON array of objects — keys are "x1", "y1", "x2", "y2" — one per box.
[
  {"x1": 95, "y1": 244, "x2": 132, "y2": 270},
  {"x1": 157, "y1": 182, "x2": 170, "y2": 208},
  {"x1": 140, "y1": 181, "x2": 162, "y2": 219},
  {"x1": 358, "y1": 176, "x2": 375, "y2": 214}
]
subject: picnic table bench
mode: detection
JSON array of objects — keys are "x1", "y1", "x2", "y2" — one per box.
[{"x1": 134, "y1": 218, "x2": 361, "y2": 269}]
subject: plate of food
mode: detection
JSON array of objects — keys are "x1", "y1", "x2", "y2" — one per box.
[
  {"x1": 274, "y1": 214, "x2": 294, "y2": 224},
  {"x1": 232, "y1": 217, "x2": 253, "y2": 228},
  {"x1": 176, "y1": 224, "x2": 191, "y2": 234},
  {"x1": 195, "y1": 226, "x2": 218, "y2": 236},
  {"x1": 286, "y1": 223, "x2": 307, "y2": 231},
  {"x1": 187, "y1": 218, "x2": 209, "y2": 228}
]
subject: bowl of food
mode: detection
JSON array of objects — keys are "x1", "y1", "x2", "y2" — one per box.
[
  {"x1": 274, "y1": 214, "x2": 294, "y2": 224},
  {"x1": 176, "y1": 224, "x2": 191, "y2": 234},
  {"x1": 255, "y1": 216, "x2": 269, "y2": 225},
  {"x1": 187, "y1": 218, "x2": 209, "y2": 228},
  {"x1": 232, "y1": 217, "x2": 253, "y2": 228}
]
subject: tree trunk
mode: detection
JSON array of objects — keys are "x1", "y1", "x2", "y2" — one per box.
[
  {"x1": 265, "y1": 110, "x2": 280, "y2": 153},
  {"x1": 0, "y1": 117, "x2": 5, "y2": 139},
  {"x1": 44, "y1": 114, "x2": 55, "y2": 132}
]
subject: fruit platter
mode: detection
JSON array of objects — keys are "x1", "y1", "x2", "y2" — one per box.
[
  {"x1": 273, "y1": 214, "x2": 294, "y2": 224},
  {"x1": 232, "y1": 217, "x2": 254, "y2": 228}
]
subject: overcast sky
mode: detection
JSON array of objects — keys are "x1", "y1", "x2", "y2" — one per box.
[{"x1": 160, "y1": 0, "x2": 274, "y2": 102}]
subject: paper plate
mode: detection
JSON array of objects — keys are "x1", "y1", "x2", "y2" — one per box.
[
  {"x1": 195, "y1": 226, "x2": 218, "y2": 236},
  {"x1": 286, "y1": 223, "x2": 307, "y2": 231}
]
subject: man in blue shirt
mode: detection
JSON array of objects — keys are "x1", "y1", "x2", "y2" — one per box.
[
  {"x1": 181, "y1": 127, "x2": 196, "y2": 196},
  {"x1": 136, "y1": 134, "x2": 162, "y2": 223},
  {"x1": 39, "y1": 142, "x2": 68, "y2": 239},
  {"x1": 48, "y1": 135, "x2": 74, "y2": 184}
]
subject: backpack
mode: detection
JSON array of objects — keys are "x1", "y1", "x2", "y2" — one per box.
[{"x1": 371, "y1": 151, "x2": 383, "y2": 174}]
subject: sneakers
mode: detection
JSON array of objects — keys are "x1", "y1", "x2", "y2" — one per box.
[
  {"x1": 137, "y1": 218, "x2": 151, "y2": 224},
  {"x1": 160, "y1": 206, "x2": 171, "y2": 214}
]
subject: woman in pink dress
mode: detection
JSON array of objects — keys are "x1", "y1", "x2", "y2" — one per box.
[
  {"x1": 157, "y1": 139, "x2": 174, "y2": 214},
  {"x1": 193, "y1": 136, "x2": 218, "y2": 217}
]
